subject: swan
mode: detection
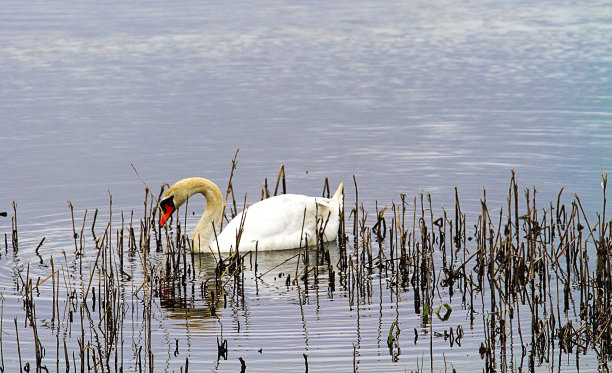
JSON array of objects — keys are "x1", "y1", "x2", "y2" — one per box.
[{"x1": 158, "y1": 177, "x2": 344, "y2": 254}]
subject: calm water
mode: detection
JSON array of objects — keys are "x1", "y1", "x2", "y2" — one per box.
[{"x1": 1, "y1": 0, "x2": 611, "y2": 371}]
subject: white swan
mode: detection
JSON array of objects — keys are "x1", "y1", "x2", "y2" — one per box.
[{"x1": 158, "y1": 177, "x2": 344, "y2": 254}]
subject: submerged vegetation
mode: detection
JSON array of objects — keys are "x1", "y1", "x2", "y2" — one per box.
[{"x1": 1, "y1": 159, "x2": 611, "y2": 372}]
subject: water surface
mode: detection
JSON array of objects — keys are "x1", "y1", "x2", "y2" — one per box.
[{"x1": 0, "y1": 0, "x2": 611, "y2": 371}]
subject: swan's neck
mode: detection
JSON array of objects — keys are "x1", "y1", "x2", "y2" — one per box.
[{"x1": 179, "y1": 178, "x2": 223, "y2": 253}]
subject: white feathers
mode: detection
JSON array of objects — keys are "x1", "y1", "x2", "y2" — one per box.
[{"x1": 162, "y1": 177, "x2": 343, "y2": 254}]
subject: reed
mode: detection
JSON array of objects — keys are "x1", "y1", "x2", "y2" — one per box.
[{"x1": 0, "y1": 162, "x2": 610, "y2": 372}]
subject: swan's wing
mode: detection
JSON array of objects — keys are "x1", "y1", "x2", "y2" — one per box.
[{"x1": 217, "y1": 194, "x2": 337, "y2": 252}]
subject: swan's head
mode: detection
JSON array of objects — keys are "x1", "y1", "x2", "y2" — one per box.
[
  {"x1": 159, "y1": 177, "x2": 222, "y2": 228},
  {"x1": 159, "y1": 180, "x2": 190, "y2": 227}
]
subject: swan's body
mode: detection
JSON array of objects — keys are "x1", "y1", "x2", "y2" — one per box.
[{"x1": 159, "y1": 177, "x2": 343, "y2": 254}]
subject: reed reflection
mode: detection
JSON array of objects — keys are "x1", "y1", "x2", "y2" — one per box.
[{"x1": 159, "y1": 241, "x2": 342, "y2": 327}]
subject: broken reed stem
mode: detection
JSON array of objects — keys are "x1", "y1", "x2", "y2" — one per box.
[
  {"x1": 257, "y1": 252, "x2": 302, "y2": 279},
  {"x1": 11, "y1": 201, "x2": 18, "y2": 253},
  {"x1": 131, "y1": 163, "x2": 156, "y2": 203},
  {"x1": 14, "y1": 318, "x2": 22, "y2": 373},
  {"x1": 221, "y1": 149, "x2": 240, "y2": 229},
  {"x1": 274, "y1": 164, "x2": 286, "y2": 196}
]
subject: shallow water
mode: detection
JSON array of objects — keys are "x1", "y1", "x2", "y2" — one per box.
[{"x1": 1, "y1": 0, "x2": 611, "y2": 371}]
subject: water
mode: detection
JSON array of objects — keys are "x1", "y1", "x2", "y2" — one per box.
[{"x1": 1, "y1": 0, "x2": 611, "y2": 371}]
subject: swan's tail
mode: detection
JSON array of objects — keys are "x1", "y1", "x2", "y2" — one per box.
[{"x1": 332, "y1": 181, "x2": 344, "y2": 209}]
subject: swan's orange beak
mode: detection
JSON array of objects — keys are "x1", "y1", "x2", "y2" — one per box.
[{"x1": 159, "y1": 196, "x2": 175, "y2": 227}]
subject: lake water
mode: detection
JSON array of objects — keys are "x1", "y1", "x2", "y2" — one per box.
[{"x1": 1, "y1": 0, "x2": 611, "y2": 371}]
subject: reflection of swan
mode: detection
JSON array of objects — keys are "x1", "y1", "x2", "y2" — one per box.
[
  {"x1": 159, "y1": 177, "x2": 343, "y2": 254},
  {"x1": 161, "y1": 241, "x2": 342, "y2": 326},
  {"x1": 191, "y1": 240, "x2": 342, "y2": 282}
]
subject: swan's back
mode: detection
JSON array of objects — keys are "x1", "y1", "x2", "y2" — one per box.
[{"x1": 215, "y1": 192, "x2": 342, "y2": 253}]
